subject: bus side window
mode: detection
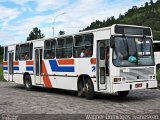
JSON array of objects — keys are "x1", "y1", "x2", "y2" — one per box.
[
  {"x1": 51, "y1": 40, "x2": 56, "y2": 59},
  {"x1": 29, "y1": 43, "x2": 33, "y2": 60},
  {"x1": 74, "y1": 33, "x2": 93, "y2": 58},
  {"x1": 56, "y1": 37, "x2": 73, "y2": 59},
  {"x1": 4, "y1": 47, "x2": 8, "y2": 61},
  {"x1": 44, "y1": 39, "x2": 56, "y2": 59},
  {"x1": 44, "y1": 40, "x2": 51, "y2": 59},
  {"x1": 19, "y1": 44, "x2": 30, "y2": 60},
  {"x1": 64, "y1": 37, "x2": 73, "y2": 58},
  {"x1": 15, "y1": 45, "x2": 19, "y2": 60}
]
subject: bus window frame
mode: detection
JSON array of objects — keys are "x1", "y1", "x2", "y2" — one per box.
[
  {"x1": 29, "y1": 43, "x2": 33, "y2": 60},
  {"x1": 112, "y1": 35, "x2": 155, "y2": 67},
  {"x1": 19, "y1": 43, "x2": 30, "y2": 61},
  {"x1": 44, "y1": 39, "x2": 56, "y2": 59},
  {"x1": 73, "y1": 33, "x2": 94, "y2": 58},
  {"x1": 56, "y1": 36, "x2": 73, "y2": 59},
  {"x1": 15, "y1": 45, "x2": 20, "y2": 61},
  {"x1": 4, "y1": 47, "x2": 8, "y2": 61}
]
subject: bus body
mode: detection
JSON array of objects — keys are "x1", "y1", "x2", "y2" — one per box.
[
  {"x1": 153, "y1": 40, "x2": 160, "y2": 70},
  {"x1": 3, "y1": 24, "x2": 157, "y2": 99}
]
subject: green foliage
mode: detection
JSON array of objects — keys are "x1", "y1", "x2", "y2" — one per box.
[
  {"x1": 0, "y1": 67, "x2": 4, "y2": 81},
  {"x1": 0, "y1": 46, "x2": 3, "y2": 63},
  {"x1": 82, "y1": 0, "x2": 160, "y2": 40},
  {"x1": 59, "y1": 30, "x2": 65, "y2": 35},
  {"x1": 82, "y1": 17, "x2": 116, "y2": 31},
  {"x1": 27, "y1": 27, "x2": 45, "y2": 41},
  {"x1": 156, "y1": 70, "x2": 160, "y2": 82},
  {"x1": 150, "y1": 0, "x2": 154, "y2": 5}
]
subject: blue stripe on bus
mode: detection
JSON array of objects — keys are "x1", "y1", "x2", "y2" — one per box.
[
  {"x1": 26, "y1": 67, "x2": 34, "y2": 71},
  {"x1": 3, "y1": 67, "x2": 8, "y2": 70},
  {"x1": 49, "y1": 60, "x2": 75, "y2": 72},
  {"x1": 13, "y1": 67, "x2": 19, "y2": 70}
]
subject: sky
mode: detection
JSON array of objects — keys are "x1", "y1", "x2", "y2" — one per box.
[{"x1": 0, "y1": 0, "x2": 157, "y2": 46}]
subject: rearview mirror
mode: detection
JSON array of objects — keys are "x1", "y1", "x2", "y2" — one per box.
[{"x1": 110, "y1": 36, "x2": 115, "y2": 48}]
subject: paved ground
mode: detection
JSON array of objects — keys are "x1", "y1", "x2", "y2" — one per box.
[{"x1": 0, "y1": 82, "x2": 160, "y2": 119}]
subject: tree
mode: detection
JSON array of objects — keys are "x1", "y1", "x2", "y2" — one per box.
[
  {"x1": 27, "y1": 27, "x2": 45, "y2": 41},
  {"x1": 132, "y1": 6, "x2": 137, "y2": 10},
  {"x1": 145, "y1": 2, "x2": 149, "y2": 7},
  {"x1": 0, "y1": 45, "x2": 3, "y2": 62},
  {"x1": 150, "y1": 0, "x2": 154, "y2": 5},
  {"x1": 81, "y1": 0, "x2": 160, "y2": 40},
  {"x1": 59, "y1": 30, "x2": 65, "y2": 35}
]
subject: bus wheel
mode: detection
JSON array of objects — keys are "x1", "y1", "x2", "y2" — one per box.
[
  {"x1": 24, "y1": 75, "x2": 33, "y2": 91},
  {"x1": 84, "y1": 78, "x2": 95, "y2": 100},
  {"x1": 78, "y1": 80, "x2": 84, "y2": 97},
  {"x1": 118, "y1": 91, "x2": 129, "y2": 97}
]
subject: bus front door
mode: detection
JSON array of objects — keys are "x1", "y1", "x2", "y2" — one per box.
[
  {"x1": 34, "y1": 48, "x2": 42, "y2": 85},
  {"x1": 97, "y1": 41, "x2": 106, "y2": 90},
  {"x1": 8, "y1": 52, "x2": 14, "y2": 82}
]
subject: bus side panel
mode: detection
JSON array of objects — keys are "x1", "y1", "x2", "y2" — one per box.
[
  {"x1": 154, "y1": 52, "x2": 160, "y2": 67},
  {"x1": 41, "y1": 60, "x2": 55, "y2": 88},
  {"x1": 3, "y1": 61, "x2": 8, "y2": 81},
  {"x1": 54, "y1": 76, "x2": 77, "y2": 90},
  {"x1": 12, "y1": 61, "x2": 25, "y2": 84},
  {"x1": 3, "y1": 73, "x2": 8, "y2": 81},
  {"x1": 30, "y1": 74, "x2": 35, "y2": 86},
  {"x1": 13, "y1": 74, "x2": 23, "y2": 84},
  {"x1": 41, "y1": 58, "x2": 98, "y2": 91}
]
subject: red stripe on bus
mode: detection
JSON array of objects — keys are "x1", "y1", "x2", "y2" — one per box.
[
  {"x1": 42, "y1": 60, "x2": 52, "y2": 88},
  {"x1": 57, "y1": 59, "x2": 74, "y2": 65},
  {"x1": 26, "y1": 61, "x2": 33, "y2": 65},
  {"x1": 3, "y1": 62, "x2": 8, "y2": 65},
  {"x1": 13, "y1": 61, "x2": 19, "y2": 65},
  {"x1": 90, "y1": 58, "x2": 96, "y2": 64}
]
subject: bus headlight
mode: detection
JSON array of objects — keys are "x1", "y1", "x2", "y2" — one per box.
[
  {"x1": 113, "y1": 77, "x2": 125, "y2": 83},
  {"x1": 153, "y1": 75, "x2": 155, "y2": 79},
  {"x1": 122, "y1": 77, "x2": 125, "y2": 81},
  {"x1": 149, "y1": 75, "x2": 156, "y2": 79},
  {"x1": 149, "y1": 76, "x2": 152, "y2": 79},
  {"x1": 113, "y1": 78, "x2": 121, "y2": 82}
]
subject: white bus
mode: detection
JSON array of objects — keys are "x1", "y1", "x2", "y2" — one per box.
[
  {"x1": 3, "y1": 24, "x2": 157, "y2": 100},
  {"x1": 153, "y1": 40, "x2": 160, "y2": 71}
]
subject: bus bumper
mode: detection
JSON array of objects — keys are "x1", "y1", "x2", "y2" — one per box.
[{"x1": 112, "y1": 80, "x2": 158, "y2": 93}]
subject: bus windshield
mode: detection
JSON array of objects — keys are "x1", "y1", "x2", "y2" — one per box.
[{"x1": 113, "y1": 36, "x2": 155, "y2": 67}]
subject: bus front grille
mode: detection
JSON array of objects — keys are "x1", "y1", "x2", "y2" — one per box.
[{"x1": 120, "y1": 67, "x2": 154, "y2": 81}]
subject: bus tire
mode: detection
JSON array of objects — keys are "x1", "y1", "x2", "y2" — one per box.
[
  {"x1": 78, "y1": 80, "x2": 84, "y2": 97},
  {"x1": 118, "y1": 91, "x2": 129, "y2": 97},
  {"x1": 84, "y1": 78, "x2": 95, "y2": 100},
  {"x1": 24, "y1": 75, "x2": 34, "y2": 91}
]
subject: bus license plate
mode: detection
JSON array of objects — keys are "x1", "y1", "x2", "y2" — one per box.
[{"x1": 135, "y1": 83, "x2": 142, "y2": 88}]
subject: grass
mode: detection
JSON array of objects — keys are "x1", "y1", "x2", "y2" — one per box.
[
  {"x1": 156, "y1": 70, "x2": 160, "y2": 82},
  {"x1": 0, "y1": 66, "x2": 4, "y2": 81}
]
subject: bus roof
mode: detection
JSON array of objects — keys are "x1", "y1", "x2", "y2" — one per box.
[
  {"x1": 4, "y1": 24, "x2": 151, "y2": 47},
  {"x1": 4, "y1": 26, "x2": 111, "y2": 47}
]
